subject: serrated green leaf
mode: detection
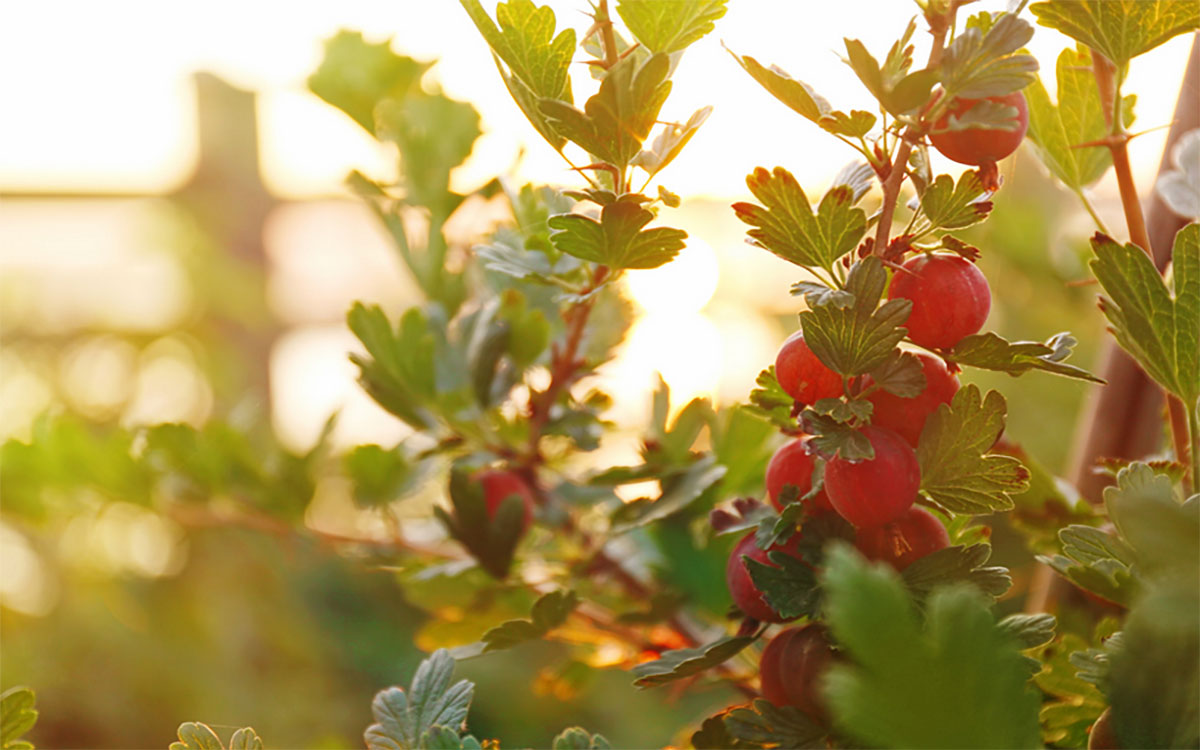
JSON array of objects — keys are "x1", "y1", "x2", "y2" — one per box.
[
  {"x1": 917, "y1": 385, "x2": 1030, "y2": 514},
  {"x1": 800, "y1": 256, "x2": 910, "y2": 376},
  {"x1": 227, "y1": 728, "x2": 263, "y2": 750},
  {"x1": 811, "y1": 397, "x2": 873, "y2": 425},
  {"x1": 460, "y1": 0, "x2": 575, "y2": 149},
  {"x1": 939, "y1": 12, "x2": 1039, "y2": 99},
  {"x1": 475, "y1": 237, "x2": 580, "y2": 283},
  {"x1": 691, "y1": 714, "x2": 741, "y2": 750},
  {"x1": 1026, "y1": 46, "x2": 1126, "y2": 190},
  {"x1": 821, "y1": 545, "x2": 1042, "y2": 748},
  {"x1": 609, "y1": 457, "x2": 726, "y2": 534},
  {"x1": 631, "y1": 635, "x2": 755, "y2": 688},
  {"x1": 539, "y1": 53, "x2": 671, "y2": 167},
  {"x1": 548, "y1": 199, "x2": 687, "y2": 270},
  {"x1": 919, "y1": 171, "x2": 992, "y2": 231},
  {"x1": 801, "y1": 412, "x2": 875, "y2": 461},
  {"x1": 948, "y1": 330, "x2": 1104, "y2": 382},
  {"x1": 365, "y1": 650, "x2": 475, "y2": 750},
  {"x1": 998, "y1": 613, "x2": 1058, "y2": 650},
  {"x1": 1030, "y1": 0, "x2": 1200, "y2": 68},
  {"x1": 819, "y1": 109, "x2": 877, "y2": 138},
  {"x1": 1060, "y1": 524, "x2": 1137, "y2": 567},
  {"x1": 376, "y1": 91, "x2": 481, "y2": 214},
  {"x1": 733, "y1": 167, "x2": 867, "y2": 274},
  {"x1": 0, "y1": 687, "x2": 37, "y2": 750},
  {"x1": 747, "y1": 366, "x2": 796, "y2": 429},
  {"x1": 1034, "y1": 632, "x2": 1108, "y2": 747},
  {"x1": 169, "y1": 723, "x2": 224, "y2": 750},
  {"x1": 481, "y1": 590, "x2": 578, "y2": 652},
  {"x1": 550, "y1": 727, "x2": 611, "y2": 750},
  {"x1": 843, "y1": 37, "x2": 939, "y2": 116},
  {"x1": 633, "y1": 106, "x2": 711, "y2": 178},
  {"x1": 1103, "y1": 462, "x2": 1199, "y2": 576},
  {"x1": 348, "y1": 303, "x2": 439, "y2": 429},
  {"x1": 866, "y1": 349, "x2": 927, "y2": 398},
  {"x1": 723, "y1": 700, "x2": 827, "y2": 749},
  {"x1": 616, "y1": 0, "x2": 727, "y2": 53},
  {"x1": 726, "y1": 49, "x2": 832, "y2": 124},
  {"x1": 1091, "y1": 227, "x2": 1200, "y2": 405},
  {"x1": 901, "y1": 543, "x2": 1013, "y2": 600},
  {"x1": 745, "y1": 548, "x2": 821, "y2": 620},
  {"x1": 308, "y1": 31, "x2": 430, "y2": 135}
]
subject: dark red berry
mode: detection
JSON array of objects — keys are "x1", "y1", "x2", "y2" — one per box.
[
  {"x1": 824, "y1": 426, "x2": 921, "y2": 528},
  {"x1": 775, "y1": 332, "x2": 843, "y2": 405},
  {"x1": 889, "y1": 254, "x2": 991, "y2": 350},
  {"x1": 930, "y1": 91, "x2": 1029, "y2": 166},
  {"x1": 475, "y1": 470, "x2": 535, "y2": 533},
  {"x1": 725, "y1": 532, "x2": 804, "y2": 623},
  {"x1": 760, "y1": 624, "x2": 836, "y2": 723},
  {"x1": 854, "y1": 507, "x2": 949, "y2": 570},
  {"x1": 865, "y1": 352, "x2": 959, "y2": 447},
  {"x1": 1087, "y1": 708, "x2": 1120, "y2": 749},
  {"x1": 765, "y1": 439, "x2": 834, "y2": 514}
]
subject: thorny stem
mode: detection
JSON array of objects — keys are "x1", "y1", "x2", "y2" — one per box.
[
  {"x1": 1092, "y1": 48, "x2": 1194, "y2": 493},
  {"x1": 873, "y1": 4, "x2": 955, "y2": 256}
]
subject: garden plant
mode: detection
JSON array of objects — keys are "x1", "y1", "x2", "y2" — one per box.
[{"x1": 2, "y1": 0, "x2": 1199, "y2": 748}]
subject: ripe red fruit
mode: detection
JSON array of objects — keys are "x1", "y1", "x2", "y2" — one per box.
[
  {"x1": 759, "y1": 624, "x2": 836, "y2": 724},
  {"x1": 725, "y1": 532, "x2": 804, "y2": 623},
  {"x1": 930, "y1": 91, "x2": 1029, "y2": 166},
  {"x1": 765, "y1": 439, "x2": 834, "y2": 514},
  {"x1": 824, "y1": 425, "x2": 920, "y2": 528},
  {"x1": 888, "y1": 254, "x2": 991, "y2": 350},
  {"x1": 1087, "y1": 708, "x2": 1120, "y2": 749},
  {"x1": 865, "y1": 352, "x2": 959, "y2": 447},
  {"x1": 854, "y1": 507, "x2": 949, "y2": 570},
  {"x1": 475, "y1": 470, "x2": 535, "y2": 532},
  {"x1": 775, "y1": 332, "x2": 843, "y2": 405}
]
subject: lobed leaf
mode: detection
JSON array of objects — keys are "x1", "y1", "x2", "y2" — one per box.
[
  {"x1": 631, "y1": 635, "x2": 756, "y2": 688},
  {"x1": 551, "y1": 727, "x2": 611, "y2": 750},
  {"x1": 723, "y1": 700, "x2": 827, "y2": 749},
  {"x1": 548, "y1": 198, "x2": 687, "y2": 270},
  {"x1": 616, "y1": 0, "x2": 727, "y2": 54},
  {"x1": 0, "y1": 687, "x2": 37, "y2": 750},
  {"x1": 365, "y1": 650, "x2": 475, "y2": 750},
  {"x1": 901, "y1": 543, "x2": 1013, "y2": 600},
  {"x1": 1030, "y1": 0, "x2": 1199, "y2": 69},
  {"x1": 939, "y1": 12, "x2": 1039, "y2": 99},
  {"x1": 919, "y1": 171, "x2": 992, "y2": 231},
  {"x1": 726, "y1": 49, "x2": 832, "y2": 124},
  {"x1": 800, "y1": 257, "x2": 910, "y2": 376},
  {"x1": 948, "y1": 330, "x2": 1104, "y2": 382}
]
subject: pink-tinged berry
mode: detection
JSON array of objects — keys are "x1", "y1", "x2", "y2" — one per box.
[
  {"x1": 765, "y1": 439, "x2": 834, "y2": 514},
  {"x1": 475, "y1": 470, "x2": 535, "y2": 533},
  {"x1": 824, "y1": 426, "x2": 921, "y2": 528},
  {"x1": 760, "y1": 624, "x2": 836, "y2": 724},
  {"x1": 854, "y1": 506, "x2": 950, "y2": 570},
  {"x1": 888, "y1": 254, "x2": 991, "y2": 350},
  {"x1": 865, "y1": 352, "x2": 959, "y2": 447},
  {"x1": 930, "y1": 91, "x2": 1029, "y2": 166},
  {"x1": 775, "y1": 332, "x2": 843, "y2": 405}
]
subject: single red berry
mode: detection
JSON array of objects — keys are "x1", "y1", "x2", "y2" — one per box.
[
  {"x1": 930, "y1": 91, "x2": 1029, "y2": 166},
  {"x1": 854, "y1": 507, "x2": 949, "y2": 570},
  {"x1": 765, "y1": 439, "x2": 834, "y2": 514},
  {"x1": 759, "y1": 624, "x2": 836, "y2": 724},
  {"x1": 824, "y1": 426, "x2": 921, "y2": 528},
  {"x1": 1087, "y1": 708, "x2": 1120, "y2": 749},
  {"x1": 775, "y1": 332, "x2": 843, "y2": 405},
  {"x1": 725, "y1": 532, "x2": 804, "y2": 623},
  {"x1": 475, "y1": 470, "x2": 535, "y2": 533},
  {"x1": 865, "y1": 352, "x2": 959, "y2": 447},
  {"x1": 889, "y1": 253, "x2": 991, "y2": 350}
]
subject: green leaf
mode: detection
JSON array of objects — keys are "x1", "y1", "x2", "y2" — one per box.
[
  {"x1": 949, "y1": 330, "x2": 1104, "y2": 382},
  {"x1": 419, "y1": 726, "x2": 482, "y2": 750},
  {"x1": 348, "y1": 303, "x2": 439, "y2": 430},
  {"x1": 1034, "y1": 632, "x2": 1109, "y2": 747},
  {"x1": 1091, "y1": 227, "x2": 1200, "y2": 405},
  {"x1": 917, "y1": 385, "x2": 1031, "y2": 515},
  {"x1": 745, "y1": 548, "x2": 821, "y2": 620},
  {"x1": 747, "y1": 366, "x2": 795, "y2": 430},
  {"x1": 460, "y1": 0, "x2": 575, "y2": 149},
  {"x1": 1030, "y1": 0, "x2": 1200, "y2": 68},
  {"x1": 609, "y1": 457, "x2": 726, "y2": 534},
  {"x1": 539, "y1": 53, "x2": 671, "y2": 167},
  {"x1": 630, "y1": 635, "x2": 755, "y2": 688},
  {"x1": 801, "y1": 413, "x2": 875, "y2": 461},
  {"x1": 616, "y1": 0, "x2": 727, "y2": 54},
  {"x1": 919, "y1": 171, "x2": 992, "y2": 231},
  {"x1": 939, "y1": 12, "x2": 1039, "y2": 98},
  {"x1": 169, "y1": 723, "x2": 224, "y2": 750},
  {"x1": 439, "y1": 469, "x2": 527, "y2": 579},
  {"x1": 734, "y1": 166, "x2": 867, "y2": 274},
  {"x1": 1039, "y1": 524, "x2": 1140, "y2": 607},
  {"x1": 820, "y1": 109, "x2": 877, "y2": 138},
  {"x1": 497, "y1": 289, "x2": 550, "y2": 369},
  {"x1": 551, "y1": 727, "x2": 611, "y2": 750},
  {"x1": 481, "y1": 590, "x2": 578, "y2": 652},
  {"x1": 723, "y1": 700, "x2": 827, "y2": 749},
  {"x1": 376, "y1": 91, "x2": 481, "y2": 214},
  {"x1": 345, "y1": 444, "x2": 417, "y2": 509},
  {"x1": 226, "y1": 728, "x2": 263, "y2": 750},
  {"x1": 998, "y1": 613, "x2": 1058, "y2": 650},
  {"x1": 843, "y1": 38, "x2": 938, "y2": 116},
  {"x1": 633, "y1": 106, "x2": 712, "y2": 178},
  {"x1": 901, "y1": 543, "x2": 1013, "y2": 600},
  {"x1": 821, "y1": 545, "x2": 1042, "y2": 749},
  {"x1": 1025, "y1": 46, "x2": 1126, "y2": 190},
  {"x1": 365, "y1": 650, "x2": 475, "y2": 750},
  {"x1": 726, "y1": 49, "x2": 832, "y2": 124},
  {"x1": 1, "y1": 687, "x2": 37, "y2": 750},
  {"x1": 308, "y1": 31, "x2": 429, "y2": 135},
  {"x1": 548, "y1": 199, "x2": 687, "y2": 270},
  {"x1": 691, "y1": 714, "x2": 742, "y2": 750},
  {"x1": 799, "y1": 256, "x2": 911, "y2": 376},
  {"x1": 866, "y1": 349, "x2": 927, "y2": 398},
  {"x1": 1103, "y1": 462, "x2": 1199, "y2": 576}
]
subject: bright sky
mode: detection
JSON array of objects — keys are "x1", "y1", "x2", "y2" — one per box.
[{"x1": 0, "y1": 1, "x2": 1192, "y2": 198}]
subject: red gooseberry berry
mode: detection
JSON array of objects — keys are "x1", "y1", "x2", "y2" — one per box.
[
  {"x1": 775, "y1": 332, "x2": 843, "y2": 405},
  {"x1": 888, "y1": 253, "x2": 991, "y2": 350},
  {"x1": 854, "y1": 506, "x2": 950, "y2": 570},
  {"x1": 725, "y1": 532, "x2": 804, "y2": 623},
  {"x1": 759, "y1": 624, "x2": 837, "y2": 724},
  {"x1": 824, "y1": 425, "x2": 921, "y2": 528},
  {"x1": 865, "y1": 352, "x2": 959, "y2": 447},
  {"x1": 475, "y1": 469, "x2": 535, "y2": 533},
  {"x1": 930, "y1": 91, "x2": 1029, "y2": 166},
  {"x1": 765, "y1": 438, "x2": 834, "y2": 514}
]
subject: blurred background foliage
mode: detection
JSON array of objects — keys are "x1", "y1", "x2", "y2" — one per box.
[{"x1": 0, "y1": 5, "x2": 1187, "y2": 748}]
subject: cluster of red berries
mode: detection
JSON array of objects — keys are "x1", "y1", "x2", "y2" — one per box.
[{"x1": 726, "y1": 250, "x2": 994, "y2": 722}]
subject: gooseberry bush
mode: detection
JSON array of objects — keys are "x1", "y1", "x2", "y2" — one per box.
[{"x1": 2, "y1": 1, "x2": 1198, "y2": 748}]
